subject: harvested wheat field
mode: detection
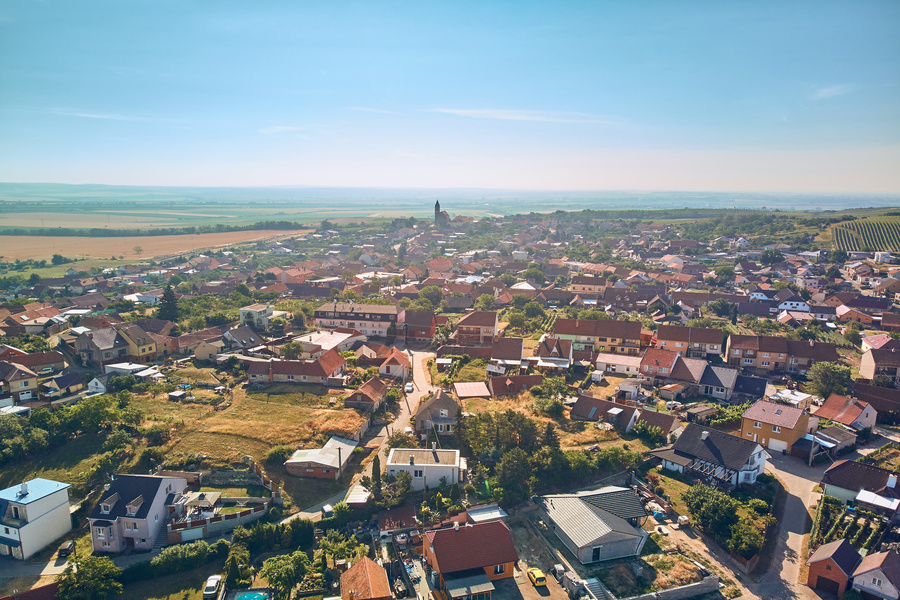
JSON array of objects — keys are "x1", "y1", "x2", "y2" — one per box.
[{"x1": 0, "y1": 228, "x2": 311, "y2": 261}]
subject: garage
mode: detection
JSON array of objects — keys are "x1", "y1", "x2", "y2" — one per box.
[
  {"x1": 767, "y1": 438, "x2": 788, "y2": 453},
  {"x1": 815, "y1": 576, "x2": 840, "y2": 596}
]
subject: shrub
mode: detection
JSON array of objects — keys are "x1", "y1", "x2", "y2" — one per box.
[
  {"x1": 265, "y1": 444, "x2": 294, "y2": 464},
  {"x1": 748, "y1": 498, "x2": 769, "y2": 515}
]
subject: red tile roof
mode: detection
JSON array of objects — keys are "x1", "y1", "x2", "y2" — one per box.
[
  {"x1": 814, "y1": 394, "x2": 869, "y2": 426},
  {"x1": 425, "y1": 521, "x2": 518, "y2": 574},
  {"x1": 341, "y1": 557, "x2": 391, "y2": 600}
]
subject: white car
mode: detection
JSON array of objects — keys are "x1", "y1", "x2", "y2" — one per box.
[
  {"x1": 404, "y1": 383, "x2": 414, "y2": 393},
  {"x1": 203, "y1": 575, "x2": 222, "y2": 599}
]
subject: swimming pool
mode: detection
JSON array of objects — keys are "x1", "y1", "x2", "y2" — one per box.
[{"x1": 234, "y1": 593, "x2": 269, "y2": 600}]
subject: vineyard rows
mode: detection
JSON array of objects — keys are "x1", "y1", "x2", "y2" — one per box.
[{"x1": 832, "y1": 217, "x2": 900, "y2": 252}]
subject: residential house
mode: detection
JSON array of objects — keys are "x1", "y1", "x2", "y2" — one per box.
[
  {"x1": 594, "y1": 353, "x2": 642, "y2": 375},
  {"x1": 344, "y1": 377, "x2": 389, "y2": 413},
  {"x1": 404, "y1": 310, "x2": 437, "y2": 342},
  {"x1": 860, "y1": 349, "x2": 900, "y2": 385},
  {"x1": 414, "y1": 390, "x2": 460, "y2": 440},
  {"x1": 423, "y1": 521, "x2": 519, "y2": 600},
  {"x1": 42, "y1": 373, "x2": 84, "y2": 399},
  {"x1": 89, "y1": 474, "x2": 187, "y2": 553},
  {"x1": 489, "y1": 338, "x2": 524, "y2": 374},
  {"x1": 634, "y1": 409, "x2": 682, "y2": 439},
  {"x1": 0, "y1": 361, "x2": 38, "y2": 403},
  {"x1": 640, "y1": 348, "x2": 679, "y2": 380},
  {"x1": 535, "y1": 486, "x2": 648, "y2": 563},
  {"x1": 852, "y1": 549, "x2": 900, "y2": 600},
  {"x1": 239, "y1": 304, "x2": 274, "y2": 329},
  {"x1": 379, "y1": 348, "x2": 411, "y2": 380},
  {"x1": 247, "y1": 349, "x2": 346, "y2": 386},
  {"x1": 855, "y1": 382, "x2": 900, "y2": 423},
  {"x1": 284, "y1": 436, "x2": 357, "y2": 479},
  {"x1": 75, "y1": 328, "x2": 128, "y2": 366},
  {"x1": 454, "y1": 311, "x2": 499, "y2": 346},
  {"x1": 314, "y1": 303, "x2": 405, "y2": 338},
  {"x1": 822, "y1": 460, "x2": 900, "y2": 504},
  {"x1": 533, "y1": 337, "x2": 573, "y2": 371},
  {"x1": 116, "y1": 323, "x2": 157, "y2": 363},
  {"x1": 489, "y1": 374, "x2": 544, "y2": 398},
  {"x1": 386, "y1": 447, "x2": 463, "y2": 491},
  {"x1": 740, "y1": 400, "x2": 813, "y2": 454},
  {"x1": 0, "y1": 479, "x2": 71, "y2": 560},
  {"x1": 725, "y1": 335, "x2": 839, "y2": 375},
  {"x1": 650, "y1": 424, "x2": 767, "y2": 488},
  {"x1": 570, "y1": 395, "x2": 638, "y2": 431},
  {"x1": 655, "y1": 325, "x2": 724, "y2": 358},
  {"x1": 553, "y1": 318, "x2": 642, "y2": 355},
  {"x1": 341, "y1": 557, "x2": 391, "y2": 600},
  {"x1": 806, "y1": 539, "x2": 861, "y2": 597},
  {"x1": 87, "y1": 374, "x2": 111, "y2": 395},
  {"x1": 10, "y1": 351, "x2": 66, "y2": 373},
  {"x1": 568, "y1": 275, "x2": 607, "y2": 294},
  {"x1": 223, "y1": 325, "x2": 263, "y2": 351},
  {"x1": 814, "y1": 394, "x2": 877, "y2": 431},
  {"x1": 697, "y1": 365, "x2": 740, "y2": 401}
]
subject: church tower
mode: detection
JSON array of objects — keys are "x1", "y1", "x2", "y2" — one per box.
[{"x1": 435, "y1": 200, "x2": 441, "y2": 221}]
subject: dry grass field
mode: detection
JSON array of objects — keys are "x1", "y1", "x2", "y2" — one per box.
[{"x1": 0, "y1": 228, "x2": 311, "y2": 261}]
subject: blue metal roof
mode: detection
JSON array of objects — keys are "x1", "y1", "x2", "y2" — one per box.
[{"x1": 0, "y1": 479, "x2": 70, "y2": 505}]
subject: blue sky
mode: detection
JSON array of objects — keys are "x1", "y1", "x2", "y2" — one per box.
[{"x1": 0, "y1": 1, "x2": 898, "y2": 192}]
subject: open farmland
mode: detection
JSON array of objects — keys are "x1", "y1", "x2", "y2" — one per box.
[
  {"x1": 831, "y1": 216, "x2": 900, "y2": 252},
  {"x1": 0, "y1": 228, "x2": 310, "y2": 261}
]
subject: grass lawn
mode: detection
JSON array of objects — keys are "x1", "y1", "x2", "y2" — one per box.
[
  {"x1": 648, "y1": 468, "x2": 693, "y2": 511},
  {"x1": 454, "y1": 362, "x2": 486, "y2": 383},
  {"x1": 196, "y1": 485, "x2": 272, "y2": 498}
]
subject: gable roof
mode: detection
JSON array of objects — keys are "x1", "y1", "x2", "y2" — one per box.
[
  {"x1": 656, "y1": 325, "x2": 723, "y2": 345},
  {"x1": 570, "y1": 394, "x2": 637, "y2": 424},
  {"x1": 89, "y1": 474, "x2": 170, "y2": 521},
  {"x1": 341, "y1": 556, "x2": 391, "y2": 600},
  {"x1": 553, "y1": 318, "x2": 641, "y2": 340},
  {"x1": 699, "y1": 365, "x2": 739, "y2": 390},
  {"x1": 536, "y1": 337, "x2": 572, "y2": 358},
  {"x1": 535, "y1": 487, "x2": 646, "y2": 548},
  {"x1": 814, "y1": 394, "x2": 871, "y2": 426},
  {"x1": 806, "y1": 539, "x2": 861, "y2": 576},
  {"x1": 349, "y1": 377, "x2": 389, "y2": 403},
  {"x1": 380, "y1": 347, "x2": 411, "y2": 369},
  {"x1": 853, "y1": 550, "x2": 900, "y2": 587},
  {"x1": 456, "y1": 310, "x2": 498, "y2": 328},
  {"x1": 491, "y1": 338, "x2": 523, "y2": 362},
  {"x1": 854, "y1": 382, "x2": 900, "y2": 414},
  {"x1": 668, "y1": 423, "x2": 760, "y2": 472},
  {"x1": 823, "y1": 459, "x2": 899, "y2": 498},
  {"x1": 415, "y1": 390, "x2": 460, "y2": 420},
  {"x1": 489, "y1": 374, "x2": 544, "y2": 397},
  {"x1": 742, "y1": 400, "x2": 805, "y2": 429},
  {"x1": 424, "y1": 521, "x2": 518, "y2": 574},
  {"x1": 635, "y1": 409, "x2": 680, "y2": 435}
]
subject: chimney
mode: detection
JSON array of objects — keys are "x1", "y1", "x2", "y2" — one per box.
[
  {"x1": 409, "y1": 455, "x2": 415, "y2": 465},
  {"x1": 890, "y1": 475, "x2": 898, "y2": 489},
  {"x1": 454, "y1": 521, "x2": 459, "y2": 531},
  {"x1": 432, "y1": 442, "x2": 436, "y2": 450},
  {"x1": 19, "y1": 481, "x2": 28, "y2": 496},
  {"x1": 701, "y1": 431, "x2": 709, "y2": 441}
]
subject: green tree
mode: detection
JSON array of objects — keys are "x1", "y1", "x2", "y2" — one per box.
[
  {"x1": 156, "y1": 284, "x2": 179, "y2": 322},
  {"x1": 259, "y1": 550, "x2": 309, "y2": 598},
  {"x1": 56, "y1": 556, "x2": 123, "y2": 600},
  {"x1": 506, "y1": 310, "x2": 526, "y2": 330},
  {"x1": 474, "y1": 294, "x2": 495, "y2": 310},
  {"x1": 371, "y1": 453, "x2": 383, "y2": 501},
  {"x1": 682, "y1": 485, "x2": 740, "y2": 541},
  {"x1": 524, "y1": 302, "x2": 545, "y2": 319},
  {"x1": 419, "y1": 286, "x2": 444, "y2": 307},
  {"x1": 806, "y1": 361, "x2": 852, "y2": 399}
]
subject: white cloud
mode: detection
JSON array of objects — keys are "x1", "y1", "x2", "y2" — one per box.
[
  {"x1": 811, "y1": 84, "x2": 855, "y2": 101},
  {"x1": 346, "y1": 107, "x2": 395, "y2": 114},
  {"x1": 427, "y1": 108, "x2": 619, "y2": 124}
]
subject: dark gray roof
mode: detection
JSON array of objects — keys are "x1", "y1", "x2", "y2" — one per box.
[
  {"x1": 734, "y1": 375, "x2": 767, "y2": 396},
  {"x1": 671, "y1": 424, "x2": 759, "y2": 472},
  {"x1": 699, "y1": 365, "x2": 738, "y2": 389},
  {"x1": 818, "y1": 426, "x2": 857, "y2": 444},
  {"x1": 576, "y1": 487, "x2": 647, "y2": 520},
  {"x1": 536, "y1": 486, "x2": 647, "y2": 548},
  {"x1": 807, "y1": 539, "x2": 861, "y2": 576},
  {"x1": 89, "y1": 475, "x2": 167, "y2": 521}
]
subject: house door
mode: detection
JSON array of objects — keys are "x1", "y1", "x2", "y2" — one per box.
[
  {"x1": 591, "y1": 546, "x2": 602, "y2": 562},
  {"x1": 814, "y1": 576, "x2": 840, "y2": 596}
]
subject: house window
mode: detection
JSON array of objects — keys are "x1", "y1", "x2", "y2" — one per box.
[
  {"x1": 825, "y1": 564, "x2": 831, "y2": 571},
  {"x1": 155, "y1": 515, "x2": 159, "y2": 523},
  {"x1": 761, "y1": 361, "x2": 770, "y2": 367},
  {"x1": 287, "y1": 375, "x2": 294, "y2": 381},
  {"x1": 733, "y1": 350, "x2": 740, "y2": 356},
  {"x1": 675, "y1": 342, "x2": 683, "y2": 348},
  {"x1": 446, "y1": 424, "x2": 453, "y2": 432},
  {"x1": 494, "y1": 564, "x2": 505, "y2": 575},
  {"x1": 659, "y1": 368, "x2": 668, "y2": 374},
  {"x1": 743, "y1": 359, "x2": 754, "y2": 365},
  {"x1": 754, "y1": 422, "x2": 761, "y2": 429},
  {"x1": 96, "y1": 528, "x2": 105, "y2": 539},
  {"x1": 762, "y1": 352, "x2": 770, "y2": 358},
  {"x1": 773, "y1": 426, "x2": 781, "y2": 433},
  {"x1": 747, "y1": 433, "x2": 752, "y2": 438},
  {"x1": 873, "y1": 577, "x2": 883, "y2": 587},
  {"x1": 414, "y1": 470, "x2": 423, "y2": 478},
  {"x1": 437, "y1": 424, "x2": 444, "y2": 432}
]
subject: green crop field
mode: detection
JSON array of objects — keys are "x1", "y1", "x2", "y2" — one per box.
[{"x1": 831, "y1": 217, "x2": 900, "y2": 252}]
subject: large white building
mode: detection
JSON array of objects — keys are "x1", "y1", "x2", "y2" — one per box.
[
  {"x1": 0, "y1": 479, "x2": 72, "y2": 560},
  {"x1": 386, "y1": 447, "x2": 464, "y2": 491}
]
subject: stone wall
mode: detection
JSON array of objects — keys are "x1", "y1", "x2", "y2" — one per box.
[{"x1": 619, "y1": 576, "x2": 719, "y2": 600}]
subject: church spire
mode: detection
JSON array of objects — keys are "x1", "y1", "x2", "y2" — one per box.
[{"x1": 435, "y1": 199, "x2": 441, "y2": 215}]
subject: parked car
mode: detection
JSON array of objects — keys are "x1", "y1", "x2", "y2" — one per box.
[
  {"x1": 404, "y1": 382, "x2": 414, "y2": 393},
  {"x1": 322, "y1": 504, "x2": 334, "y2": 519},
  {"x1": 38, "y1": 367, "x2": 54, "y2": 375},
  {"x1": 57, "y1": 540, "x2": 74, "y2": 558},
  {"x1": 527, "y1": 568, "x2": 547, "y2": 587},
  {"x1": 550, "y1": 564, "x2": 566, "y2": 582},
  {"x1": 203, "y1": 575, "x2": 222, "y2": 599}
]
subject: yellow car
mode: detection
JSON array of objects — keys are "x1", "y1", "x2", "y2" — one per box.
[{"x1": 527, "y1": 568, "x2": 547, "y2": 587}]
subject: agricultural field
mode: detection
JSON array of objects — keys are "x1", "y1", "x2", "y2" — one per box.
[
  {"x1": 809, "y1": 496, "x2": 885, "y2": 554},
  {"x1": 831, "y1": 216, "x2": 900, "y2": 252},
  {"x1": 0, "y1": 228, "x2": 309, "y2": 261}
]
